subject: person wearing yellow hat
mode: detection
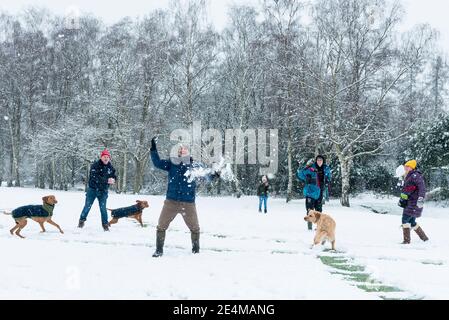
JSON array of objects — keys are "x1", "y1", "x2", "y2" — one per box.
[
  {"x1": 404, "y1": 160, "x2": 417, "y2": 170},
  {"x1": 398, "y1": 159, "x2": 429, "y2": 244}
]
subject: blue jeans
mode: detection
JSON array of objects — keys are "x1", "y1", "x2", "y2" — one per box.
[
  {"x1": 259, "y1": 196, "x2": 268, "y2": 212},
  {"x1": 80, "y1": 187, "x2": 109, "y2": 225},
  {"x1": 402, "y1": 214, "x2": 417, "y2": 228}
]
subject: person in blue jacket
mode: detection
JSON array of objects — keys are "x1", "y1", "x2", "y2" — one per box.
[
  {"x1": 297, "y1": 155, "x2": 331, "y2": 230},
  {"x1": 150, "y1": 137, "x2": 218, "y2": 257}
]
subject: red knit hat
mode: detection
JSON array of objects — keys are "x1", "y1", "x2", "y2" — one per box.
[{"x1": 101, "y1": 149, "x2": 111, "y2": 158}]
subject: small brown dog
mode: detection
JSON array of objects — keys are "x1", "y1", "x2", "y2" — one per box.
[
  {"x1": 108, "y1": 200, "x2": 149, "y2": 227},
  {"x1": 5, "y1": 195, "x2": 64, "y2": 238},
  {"x1": 304, "y1": 209, "x2": 336, "y2": 250}
]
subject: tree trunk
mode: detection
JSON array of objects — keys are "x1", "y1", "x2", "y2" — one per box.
[
  {"x1": 7, "y1": 116, "x2": 20, "y2": 187},
  {"x1": 120, "y1": 152, "x2": 127, "y2": 194},
  {"x1": 233, "y1": 163, "x2": 242, "y2": 198},
  {"x1": 38, "y1": 165, "x2": 45, "y2": 189},
  {"x1": 85, "y1": 162, "x2": 90, "y2": 192},
  {"x1": 71, "y1": 157, "x2": 76, "y2": 188},
  {"x1": 340, "y1": 157, "x2": 352, "y2": 207},
  {"x1": 133, "y1": 158, "x2": 145, "y2": 194},
  {"x1": 286, "y1": 138, "x2": 293, "y2": 203},
  {"x1": 48, "y1": 160, "x2": 56, "y2": 190}
]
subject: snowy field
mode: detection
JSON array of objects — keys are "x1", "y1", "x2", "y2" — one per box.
[{"x1": 0, "y1": 187, "x2": 448, "y2": 300}]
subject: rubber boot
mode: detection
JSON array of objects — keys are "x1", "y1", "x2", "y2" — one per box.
[
  {"x1": 191, "y1": 232, "x2": 200, "y2": 254},
  {"x1": 152, "y1": 230, "x2": 165, "y2": 257}
]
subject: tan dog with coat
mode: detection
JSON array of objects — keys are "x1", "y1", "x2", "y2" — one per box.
[
  {"x1": 304, "y1": 209, "x2": 336, "y2": 250},
  {"x1": 5, "y1": 195, "x2": 64, "y2": 238}
]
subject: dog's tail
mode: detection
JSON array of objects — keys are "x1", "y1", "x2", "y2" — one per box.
[{"x1": 2, "y1": 210, "x2": 12, "y2": 215}]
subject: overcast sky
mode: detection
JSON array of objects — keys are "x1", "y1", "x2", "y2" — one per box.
[{"x1": 1, "y1": 0, "x2": 448, "y2": 53}]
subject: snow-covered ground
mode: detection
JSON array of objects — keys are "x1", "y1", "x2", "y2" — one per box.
[{"x1": 0, "y1": 187, "x2": 448, "y2": 300}]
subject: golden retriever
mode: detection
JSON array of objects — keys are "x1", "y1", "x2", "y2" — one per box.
[{"x1": 304, "y1": 209, "x2": 336, "y2": 250}]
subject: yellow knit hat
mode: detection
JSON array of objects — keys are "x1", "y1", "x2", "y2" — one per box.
[{"x1": 404, "y1": 160, "x2": 417, "y2": 170}]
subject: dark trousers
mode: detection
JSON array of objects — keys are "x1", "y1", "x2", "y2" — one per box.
[
  {"x1": 402, "y1": 214, "x2": 417, "y2": 228},
  {"x1": 79, "y1": 187, "x2": 109, "y2": 225},
  {"x1": 305, "y1": 192, "x2": 323, "y2": 230},
  {"x1": 306, "y1": 196, "x2": 323, "y2": 212}
]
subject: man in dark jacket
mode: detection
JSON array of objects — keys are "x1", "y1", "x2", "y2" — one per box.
[
  {"x1": 78, "y1": 149, "x2": 117, "y2": 231},
  {"x1": 399, "y1": 160, "x2": 429, "y2": 244},
  {"x1": 297, "y1": 155, "x2": 331, "y2": 230},
  {"x1": 150, "y1": 137, "x2": 216, "y2": 257}
]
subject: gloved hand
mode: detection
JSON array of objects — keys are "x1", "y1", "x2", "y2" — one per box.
[
  {"x1": 417, "y1": 197, "x2": 424, "y2": 209},
  {"x1": 150, "y1": 136, "x2": 158, "y2": 151},
  {"x1": 398, "y1": 198, "x2": 407, "y2": 208},
  {"x1": 398, "y1": 193, "x2": 408, "y2": 208}
]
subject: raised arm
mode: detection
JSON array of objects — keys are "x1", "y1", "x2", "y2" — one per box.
[
  {"x1": 297, "y1": 167, "x2": 307, "y2": 182},
  {"x1": 150, "y1": 137, "x2": 171, "y2": 171}
]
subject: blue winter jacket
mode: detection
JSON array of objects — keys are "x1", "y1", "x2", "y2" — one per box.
[
  {"x1": 151, "y1": 149, "x2": 211, "y2": 203},
  {"x1": 297, "y1": 164, "x2": 331, "y2": 200},
  {"x1": 88, "y1": 160, "x2": 117, "y2": 192}
]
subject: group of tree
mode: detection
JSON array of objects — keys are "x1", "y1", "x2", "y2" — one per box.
[{"x1": 0, "y1": 0, "x2": 448, "y2": 206}]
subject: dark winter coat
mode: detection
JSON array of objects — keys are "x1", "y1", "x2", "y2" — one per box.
[
  {"x1": 88, "y1": 160, "x2": 117, "y2": 192},
  {"x1": 151, "y1": 149, "x2": 198, "y2": 203},
  {"x1": 110, "y1": 204, "x2": 140, "y2": 219},
  {"x1": 12, "y1": 203, "x2": 55, "y2": 219},
  {"x1": 257, "y1": 183, "x2": 269, "y2": 197},
  {"x1": 297, "y1": 163, "x2": 331, "y2": 200},
  {"x1": 402, "y1": 169, "x2": 426, "y2": 218}
]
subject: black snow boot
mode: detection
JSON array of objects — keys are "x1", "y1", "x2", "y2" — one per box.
[
  {"x1": 152, "y1": 230, "x2": 165, "y2": 257},
  {"x1": 78, "y1": 220, "x2": 85, "y2": 228},
  {"x1": 191, "y1": 232, "x2": 200, "y2": 254},
  {"x1": 102, "y1": 224, "x2": 110, "y2": 232}
]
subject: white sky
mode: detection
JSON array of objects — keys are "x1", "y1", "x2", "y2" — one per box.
[{"x1": 0, "y1": 0, "x2": 448, "y2": 53}]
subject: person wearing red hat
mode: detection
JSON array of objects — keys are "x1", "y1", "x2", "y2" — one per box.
[{"x1": 78, "y1": 149, "x2": 117, "y2": 231}]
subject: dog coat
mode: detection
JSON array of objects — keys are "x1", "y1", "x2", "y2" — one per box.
[
  {"x1": 12, "y1": 203, "x2": 54, "y2": 219},
  {"x1": 111, "y1": 204, "x2": 140, "y2": 219}
]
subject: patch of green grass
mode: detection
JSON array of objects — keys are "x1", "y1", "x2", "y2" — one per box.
[
  {"x1": 356, "y1": 284, "x2": 401, "y2": 293},
  {"x1": 319, "y1": 254, "x2": 409, "y2": 298},
  {"x1": 343, "y1": 272, "x2": 372, "y2": 283}
]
